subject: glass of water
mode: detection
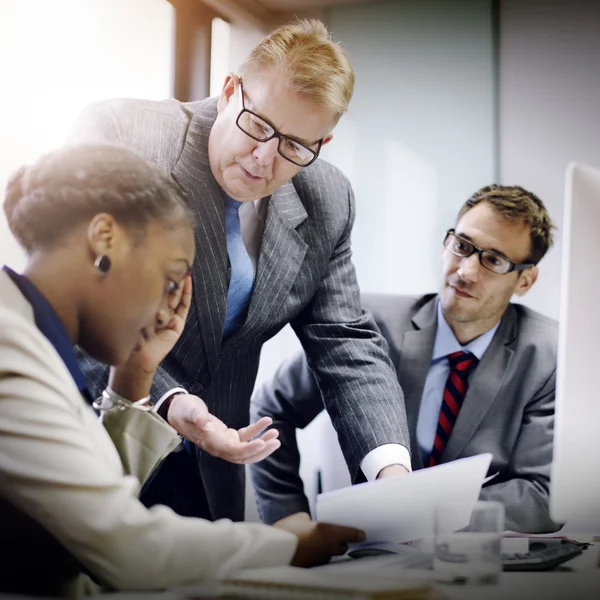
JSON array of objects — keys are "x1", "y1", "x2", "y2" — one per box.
[{"x1": 433, "y1": 500, "x2": 505, "y2": 585}]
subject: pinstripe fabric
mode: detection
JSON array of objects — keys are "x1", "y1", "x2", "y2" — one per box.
[{"x1": 69, "y1": 97, "x2": 409, "y2": 521}]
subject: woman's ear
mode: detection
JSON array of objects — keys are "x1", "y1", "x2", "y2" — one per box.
[{"x1": 87, "y1": 213, "x2": 118, "y2": 260}]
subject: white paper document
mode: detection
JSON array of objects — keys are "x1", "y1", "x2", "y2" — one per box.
[{"x1": 315, "y1": 453, "x2": 493, "y2": 543}]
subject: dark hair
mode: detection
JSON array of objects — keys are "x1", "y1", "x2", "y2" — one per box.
[
  {"x1": 3, "y1": 143, "x2": 196, "y2": 253},
  {"x1": 456, "y1": 184, "x2": 556, "y2": 265}
]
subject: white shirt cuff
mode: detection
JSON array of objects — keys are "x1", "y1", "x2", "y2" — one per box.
[
  {"x1": 152, "y1": 387, "x2": 187, "y2": 415},
  {"x1": 360, "y1": 444, "x2": 412, "y2": 481}
]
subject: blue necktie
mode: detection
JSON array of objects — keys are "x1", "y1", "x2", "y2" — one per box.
[
  {"x1": 223, "y1": 196, "x2": 255, "y2": 338},
  {"x1": 183, "y1": 197, "x2": 255, "y2": 456}
]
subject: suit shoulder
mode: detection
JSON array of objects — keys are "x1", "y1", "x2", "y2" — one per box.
[
  {"x1": 0, "y1": 307, "x2": 52, "y2": 375},
  {"x1": 361, "y1": 293, "x2": 426, "y2": 329},
  {"x1": 513, "y1": 304, "x2": 558, "y2": 336},
  {"x1": 361, "y1": 293, "x2": 421, "y2": 315},
  {"x1": 304, "y1": 158, "x2": 350, "y2": 183},
  {"x1": 0, "y1": 305, "x2": 47, "y2": 349},
  {"x1": 81, "y1": 97, "x2": 196, "y2": 128},
  {"x1": 290, "y1": 159, "x2": 354, "y2": 233},
  {"x1": 511, "y1": 303, "x2": 558, "y2": 362},
  {"x1": 292, "y1": 159, "x2": 352, "y2": 198},
  {"x1": 71, "y1": 97, "x2": 203, "y2": 171}
]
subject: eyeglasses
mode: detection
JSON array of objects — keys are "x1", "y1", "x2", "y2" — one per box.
[
  {"x1": 444, "y1": 229, "x2": 535, "y2": 275},
  {"x1": 235, "y1": 80, "x2": 323, "y2": 167}
]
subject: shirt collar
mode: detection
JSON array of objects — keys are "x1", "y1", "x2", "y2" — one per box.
[
  {"x1": 237, "y1": 197, "x2": 267, "y2": 221},
  {"x1": 3, "y1": 265, "x2": 88, "y2": 394},
  {"x1": 432, "y1": 298, "x2": 500, "y2": 361}
]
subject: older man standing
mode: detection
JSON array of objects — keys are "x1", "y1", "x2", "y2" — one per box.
[{"x1": 70, "y1": 20, "x2": 410, "y2": 521}]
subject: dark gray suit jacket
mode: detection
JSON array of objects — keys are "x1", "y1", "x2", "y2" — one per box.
[
  {"x1": 251, "y1": 294, "x2": 560, "y2": 533},
  {"x1": 69, "y1": 97, "x2": 409, "y2": 521}
]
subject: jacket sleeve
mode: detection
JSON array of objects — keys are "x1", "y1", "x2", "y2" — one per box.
[
  {"x1": 291, "y1": 184, "x2": 410, "y2": 484},
  {"x1": 479, "y1": 370, "x2": 560, "y2": 533},
  {"x1": 250, "y1": 352, "x2": 324, "y2": 524},
  {"x1": 0, "y1": 319, "x2": 297, "y2": 591},
  {"x1": 75, "y1": 346, "x2": 181, "y2": 408}
]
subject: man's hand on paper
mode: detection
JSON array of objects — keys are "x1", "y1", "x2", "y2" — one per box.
[
  {"x1": 168, "y1": 393, "x2": 281, "y2": 464},
  {"x1": 377, "y1": 464, "x2": 410, "y2": 479},
  {"x1": 274, "y1": 512, "x2": 366, "y2": 568}
]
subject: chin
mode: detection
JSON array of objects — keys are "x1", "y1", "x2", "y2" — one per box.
[
  {"x1": 82, "y1": 345, "x2": 119, "y2": 367},
  {"x1": 224, "y1": 167, "x2": 267, "y2": 200}
]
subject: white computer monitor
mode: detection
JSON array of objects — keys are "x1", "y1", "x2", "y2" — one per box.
[{"x1": 550, "y1": 162, "x2": 600, "y2": 531}]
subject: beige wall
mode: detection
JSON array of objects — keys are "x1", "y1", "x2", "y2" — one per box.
[
  {"x1": 499, "y1": 0, "x2": 600, "y2": 319},
  {"x1": 0, "y1": 0, "x2": 174, "y2": 269}
]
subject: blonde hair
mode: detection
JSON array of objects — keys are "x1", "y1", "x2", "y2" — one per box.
[{"x1": 240, "y1": 19, "x2": 355, "y2": 123}]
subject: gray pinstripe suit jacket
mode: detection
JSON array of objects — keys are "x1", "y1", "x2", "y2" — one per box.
[
  {"x1": 251, "y1": 294, "x2": 560, "y2": 533},
  {"x1": 69, "y1": 97, "x2": 409, "y2": 521}
]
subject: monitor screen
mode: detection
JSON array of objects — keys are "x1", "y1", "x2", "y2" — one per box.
[{"x1": 550, "y1": 162, "x2": 600, "y2": 531}]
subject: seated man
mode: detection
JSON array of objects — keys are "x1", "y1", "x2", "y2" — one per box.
[{"x1": 251, "y1": 184, "x2": 560, "y2": 534}]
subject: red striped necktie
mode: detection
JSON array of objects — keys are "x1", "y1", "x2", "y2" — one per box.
[{"x1": 429, "y1": 351, "x2": 478, "y2": 467}]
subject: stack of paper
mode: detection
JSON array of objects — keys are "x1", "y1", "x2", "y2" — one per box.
[{"x1": 316, "y1": 453, "x2": 493, "y2": 543}]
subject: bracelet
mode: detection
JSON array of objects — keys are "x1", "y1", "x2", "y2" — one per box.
[{"x1": 93, "y1": 387, "x2": 153, "y2": 413}]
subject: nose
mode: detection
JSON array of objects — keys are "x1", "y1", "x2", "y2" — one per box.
[
  {"x1": 456, "y1": 253, "x2": 481, "y2": 283},
  {"x1": 156, "y1": 296, "x2": 171, "y2": 327},
  {"x1": 156, "y1": 308, "x2": 168, "y2": 327},
  {"x1": 252, "y1": 137, "x2": 279, "y2": 166}
]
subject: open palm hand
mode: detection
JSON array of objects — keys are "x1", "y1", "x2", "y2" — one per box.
[{"x1": 168, "y1": 393, "x2": 281, "y2": 464}]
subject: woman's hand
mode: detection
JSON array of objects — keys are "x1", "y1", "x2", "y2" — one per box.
[
  {"x1": 109, "y1": 275, "x2": 192, "y2": 400},
  {"x1": 273, "y1": 512, "x2": 366, "y2": 567}
]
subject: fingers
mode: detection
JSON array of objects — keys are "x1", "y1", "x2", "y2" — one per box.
[
  {"x1": 173, "y1": 274, "x2": 192, "y2": 318},
  {"x1": 319, "y1": 522, "x2": 366, "y2": 545},
  {"x1": 203, "y1": 437, "x2": 281, "y2": 465},
  {"x1": 237, "y1": 416, "x2": 273, "y2": 442},
  {"x1": 155, "y1": 309, "x2": 169, "y2": 329},
  {"x1": 168, "y1": 276, "x2": 185, "y2": 312},
  {"x1": 158, "y1": 275, "x2": 192, "y2": 332},
  {"x1": 259, "y1": 428, "x2": 280, "y2": 443},
  {"x1": 332, "y1": 542, "x2": 349, "y2": 556},
  {"x1": 241, "y1": 438, "x2": 281, "y2": 464}
]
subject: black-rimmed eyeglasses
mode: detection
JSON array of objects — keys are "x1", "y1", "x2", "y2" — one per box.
[
  {"x1": 444, "y1": 229, "x2": 535, "y2": 275},
  {"x1": 235, "y1": 80, "x2": 323, "y2": 168}
]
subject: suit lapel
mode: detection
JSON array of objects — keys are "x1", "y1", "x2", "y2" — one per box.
[
  {"x1": 223, "y1": 180, "x2": 308, "y2": 348},
  {"x1": 396, "y1": 298, "x2": 438, "y2": 470},
  {"x1": 171, "y1": 100, "x2": 228, "y2": 376},
  {"x1": 443, "y1": 305, "x2": 517, "y2": 462}
]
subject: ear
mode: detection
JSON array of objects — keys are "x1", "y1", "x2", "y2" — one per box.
[
  {"x1": 217, "y1": 73, "x2": 240, "y2": 114},
  {"x1": 87, "y1": 213, "x2": 122, "y2": 262},
  {"x1": 513, "y1": 265, "x2": 539, "y2": 297},
  {"x1": 321, "y1": 133, "x2": 334, "y2": 147}
]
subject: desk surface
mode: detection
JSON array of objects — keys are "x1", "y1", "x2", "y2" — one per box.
[
  {"x1": 437, "y1": 539, "x2": 600, "y2": 600},
  {"x1": 315, "y1": 535, "x2": 600, "y2": 600}
]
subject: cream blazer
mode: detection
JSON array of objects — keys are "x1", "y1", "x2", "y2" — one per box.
[{"x1": 0, "y1": 271, "x2": 296, "y2": 593}]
